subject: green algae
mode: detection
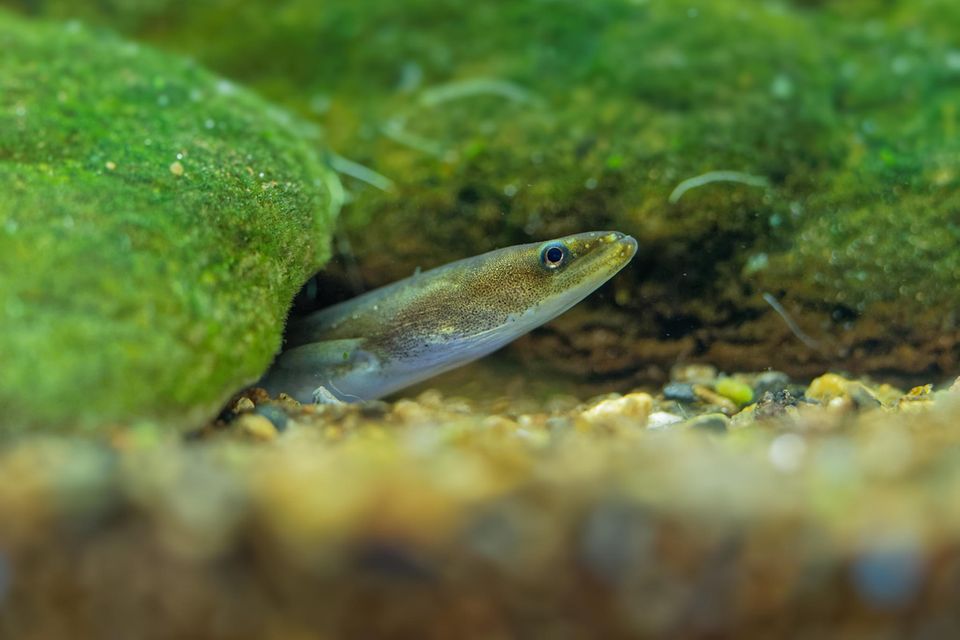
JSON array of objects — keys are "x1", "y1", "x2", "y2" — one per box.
[
  {"x1": 754, "y1": 7, "x2": 960, "y2": 313},
  {"x1": 5, "y1": 0, "x2": 960, "y2": 380},
  {"x1": 0, "y1": 11, "x2": 338, "y2": 431}
]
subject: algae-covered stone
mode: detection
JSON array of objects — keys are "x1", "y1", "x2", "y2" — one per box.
[{"x1": 0, "y1": 11, "x2": 338, "y2": 431}]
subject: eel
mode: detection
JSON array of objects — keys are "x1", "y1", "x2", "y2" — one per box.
[{"x1": 259, "y1": 231, "x2": 637, "y2": 402}]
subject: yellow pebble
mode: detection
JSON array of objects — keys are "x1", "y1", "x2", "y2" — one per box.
[
  {"x1": 898, "y1": 384, "x2": 935, "y2": 412},
  {"x1": 392, "y1": 399, "x2": 430, "y2": 425},
  {"x1": 232, "y1": 396, "x2": 255, "y2": 413},
  {"x1": 275, "y1": 393, "x2": 302, "y2": 412},
  {"x1": 906, "y1": 384, "x2": 933, "y2": 398},
  {"x1": 234, "y1": 414, "x2": 277, "y2": 441},
  {"x1": 807, "y1": 373, "x2": 881, "y2": 410},
  {"x1": 416, "y1": 389, "x2": 444, "y2": 408},
  {"x1": 482, "y1": 416, "x2": 518, "y2": 433},
  {"x1": 806, "y1": 373, "x2": 851, "y2": 404},
  {"x1": 582, "y1": 392, "x2": 653, "y2": 423}
]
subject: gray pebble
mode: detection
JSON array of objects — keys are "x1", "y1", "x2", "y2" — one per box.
[
  {"x1": 685, "y1": 413, "x2": 730, "y2": 433},
  {"x1": 848, "y1": 383, "x2": 882, "y2": 409},
  {"x1": 753, "y1": 371, "x2": 791, "y2": 397},
  {"x1": 254, "y1": 404, "x2": 289, "y2": 432},
  {"x1": 663, "y1": 382, "x2": 698, "y2": 403}
]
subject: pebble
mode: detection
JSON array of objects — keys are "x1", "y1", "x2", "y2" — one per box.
[
  {"x1": 729, "y1": 406, "x2": 757, "y2": 430},
  {"x1": 905, "y1": 384, "x2": 933, "y2": 399},
  {"x1": 275, "y1": 393, "x2": 302, "y2": 411},
  {"x1": 234, "y1": 414, "x2": 277, "y2": 441},
  {"x1": 806, "y1": 373, "x2": 849, "y2": 404},
  {"x1": 483, "y1": 416, "x2": 519, "y2": 433},
  {"x1": 515, "y1": 427, "x2": 550, "y2": 447},
  {"x1": 417, "y1": 389, "x2": 445, "y2": 409},
  {"x1": 544, "y1": 394, "x2": 580, "y2": 413},
  {"x1": 848, "y1": 384, "x2": 882, "y2": 410},
  {"x1": 646, "y1": 411, "x2": 684, "y2": 430},
  {"x1": 663, "y1": 382, "x2": 698, "y2": 403},
  {"x1": 581, "y1": 393, "x2": 653, "y2": 424},
  {"x1": 807, "y1": 374, "x2": 881, "y2": 410},
  {"x1": 254, "y1": 405, "x2": 290, "y2": 432},
  {"x1": 246, "y1": 387, "x2": 272, "y2": 404},
  {"x1": 684, "y1": 413, "x2": 730, "y2": 433},
  {"x1": 714, "y1": 377, "x2": 754, "y2": 406},
  {"x1": 753, "y1": 390, "x2": 802, "y2": 421},
  {"x1": 692, "y1": 385, "x2": 738, "y2": 414},
  {"x1": 392, "y1": 399, "x2": 432, "y2": 425},
  {"x1": 897, "y1": 385, "x2": 935, "y2": 413},
  {"x1": 232, "y1": 396, "x2": 255, "y2": 414},
  {"x1": 752, "y1": 370, "x2": 791, "y2": 397},
  {"x1": 517, "y1": 414, "x2": 546, "y2": 429}
]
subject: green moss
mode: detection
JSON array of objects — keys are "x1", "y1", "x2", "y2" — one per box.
[
  {"x1": 0, "y1": 2, "x2": 838, "y2": 260},
  {"x1": 755, "y1": 7, "x2": 960, "y2": 312},
  {"x1": 5, "y1": 0, "x2": 960, "y2": 380},
  {"x1": 0, "y1": 11, "x2": 338, "y2": 431}
]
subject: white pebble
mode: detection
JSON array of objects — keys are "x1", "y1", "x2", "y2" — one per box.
[
  {"x1": 769, "y1": 433, "x2": 806, "y2": 472},
  {"x1": 646, "y1": 411, "x2": 683, "y2": 430}
]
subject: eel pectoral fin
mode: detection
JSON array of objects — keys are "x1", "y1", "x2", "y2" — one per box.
[{"x1": 258, "y1": 338, "x2": 379, "y2": 402}]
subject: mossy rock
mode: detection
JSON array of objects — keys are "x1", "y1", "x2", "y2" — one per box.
[
  {"x1": 0, "y1": 10, "x2": 338, "y2": 431},
  {"x1": 8, "y1": 0, "x2": 960, "y2": 384}
]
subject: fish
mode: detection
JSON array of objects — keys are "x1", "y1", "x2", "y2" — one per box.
[{"x1": 259, "y1": 231, "x2": 638, "y2": 402}]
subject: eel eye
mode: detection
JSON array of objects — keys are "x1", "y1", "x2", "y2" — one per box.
[{"x1": 540, "y1": 243, "x2": 568, "y2": 270}]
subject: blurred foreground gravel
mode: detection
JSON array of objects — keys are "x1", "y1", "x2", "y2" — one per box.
[{"x1": 2, "y1": 371, "x2": 959, "y2": 639}]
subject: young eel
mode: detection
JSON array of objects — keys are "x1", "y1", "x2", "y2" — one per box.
[{"x1": 259, "y1": 231, "x2": 637, "y2": 402}]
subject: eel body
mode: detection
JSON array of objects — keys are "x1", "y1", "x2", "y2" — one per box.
[{"x1": 259, "y1": 231, "x2": 637, "y2": 402}]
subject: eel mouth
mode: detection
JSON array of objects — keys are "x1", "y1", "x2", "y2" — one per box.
[
  {"x1": 611, "y1": 232, "x2": 639, "y2": 263},
  {"x1": 582, "y1": 230, "x2": 638, "y2": 264},
  {"x1": 591, "y1": 230, "x2": 638, "y2": 276}
]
